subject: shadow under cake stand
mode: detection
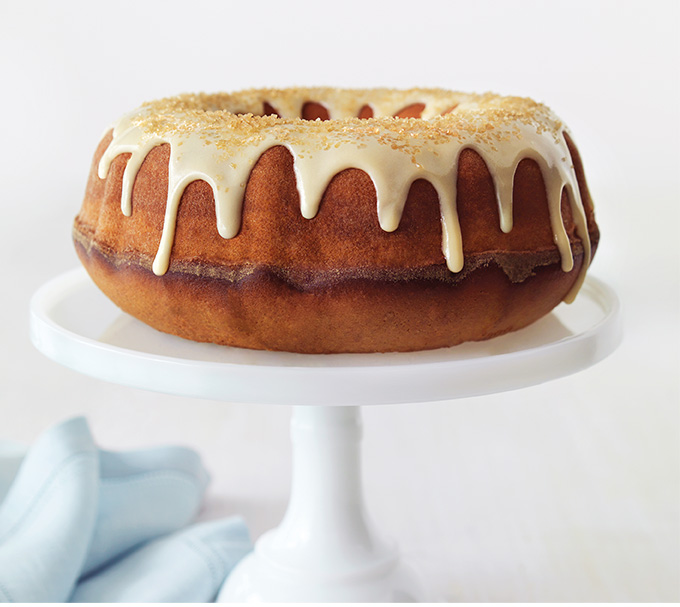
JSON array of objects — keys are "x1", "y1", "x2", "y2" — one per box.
[{"x1": 29, "y1": 268, "x2": 622, "y2": 602}]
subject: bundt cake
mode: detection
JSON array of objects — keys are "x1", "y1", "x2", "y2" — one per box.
[{"x1": 73, "y1": 88, "x2": 599, "y2": 353}]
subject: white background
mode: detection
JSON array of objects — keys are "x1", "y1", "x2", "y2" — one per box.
[{"x1": 1, "y1": 0, "x2": 678, "y2": 601}]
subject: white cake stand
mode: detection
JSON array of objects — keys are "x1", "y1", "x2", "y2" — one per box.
[{"x1": 29, "y1": 268, "x2": 622, "y2": 602}]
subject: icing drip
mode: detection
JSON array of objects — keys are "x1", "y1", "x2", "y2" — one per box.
[{"x1": 97, "y1": 88, "x2": 592, "y2": 302}]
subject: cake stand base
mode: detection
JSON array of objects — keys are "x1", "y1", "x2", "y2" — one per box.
[
  {"x1": 221, "y1": 552, "x2": 424, "y2": 603},
  {"x1": 219, "y1": 406, "x2": 427, "y2": 602}
]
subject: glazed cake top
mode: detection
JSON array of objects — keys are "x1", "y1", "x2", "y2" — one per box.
[
  {"x1": 128, "y1": 89, "x2": 562, "y2": 141},
  {"x1": 97, "y1": 88, "x2": 590, "y2": 300}
]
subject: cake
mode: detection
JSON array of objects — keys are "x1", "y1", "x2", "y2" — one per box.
[{"x1": 73, "y1": 88, "x2": 599, "y2": 353}]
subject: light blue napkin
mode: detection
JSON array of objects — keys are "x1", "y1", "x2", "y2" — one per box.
[{"x1": 0, "y1": 418, "x2": 252, "y2": 602}]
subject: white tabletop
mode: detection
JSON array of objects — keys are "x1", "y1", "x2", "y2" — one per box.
[{"x1": 1, "y1": 1, "x2": 678, "y2": 601}]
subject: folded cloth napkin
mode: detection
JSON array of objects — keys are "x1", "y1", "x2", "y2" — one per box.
[{"x1": 0, "y1": 418, "x2": 252, "y2": 602}]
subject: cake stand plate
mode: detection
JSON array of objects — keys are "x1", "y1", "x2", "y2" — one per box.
[{"x1": 29, "y1": 268, "x2": 622, "y2": 602}]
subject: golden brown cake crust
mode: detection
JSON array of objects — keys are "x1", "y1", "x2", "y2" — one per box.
[{"x1": 73, "y1": 90, "x2": 599, "y2": 353}]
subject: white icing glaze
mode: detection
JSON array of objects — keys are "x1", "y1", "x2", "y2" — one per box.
[{"x1": 97, "y1": 88, "x2": 592, "y2": 302}]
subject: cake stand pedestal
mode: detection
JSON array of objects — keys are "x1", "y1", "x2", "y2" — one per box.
[{"x1": 29, "y1": 269, "x2": 622, "y2": 603}]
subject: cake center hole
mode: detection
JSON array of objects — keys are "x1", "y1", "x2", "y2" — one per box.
[{"x1": 301, "y1": 102, "x2": 331, "y2": 121}]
